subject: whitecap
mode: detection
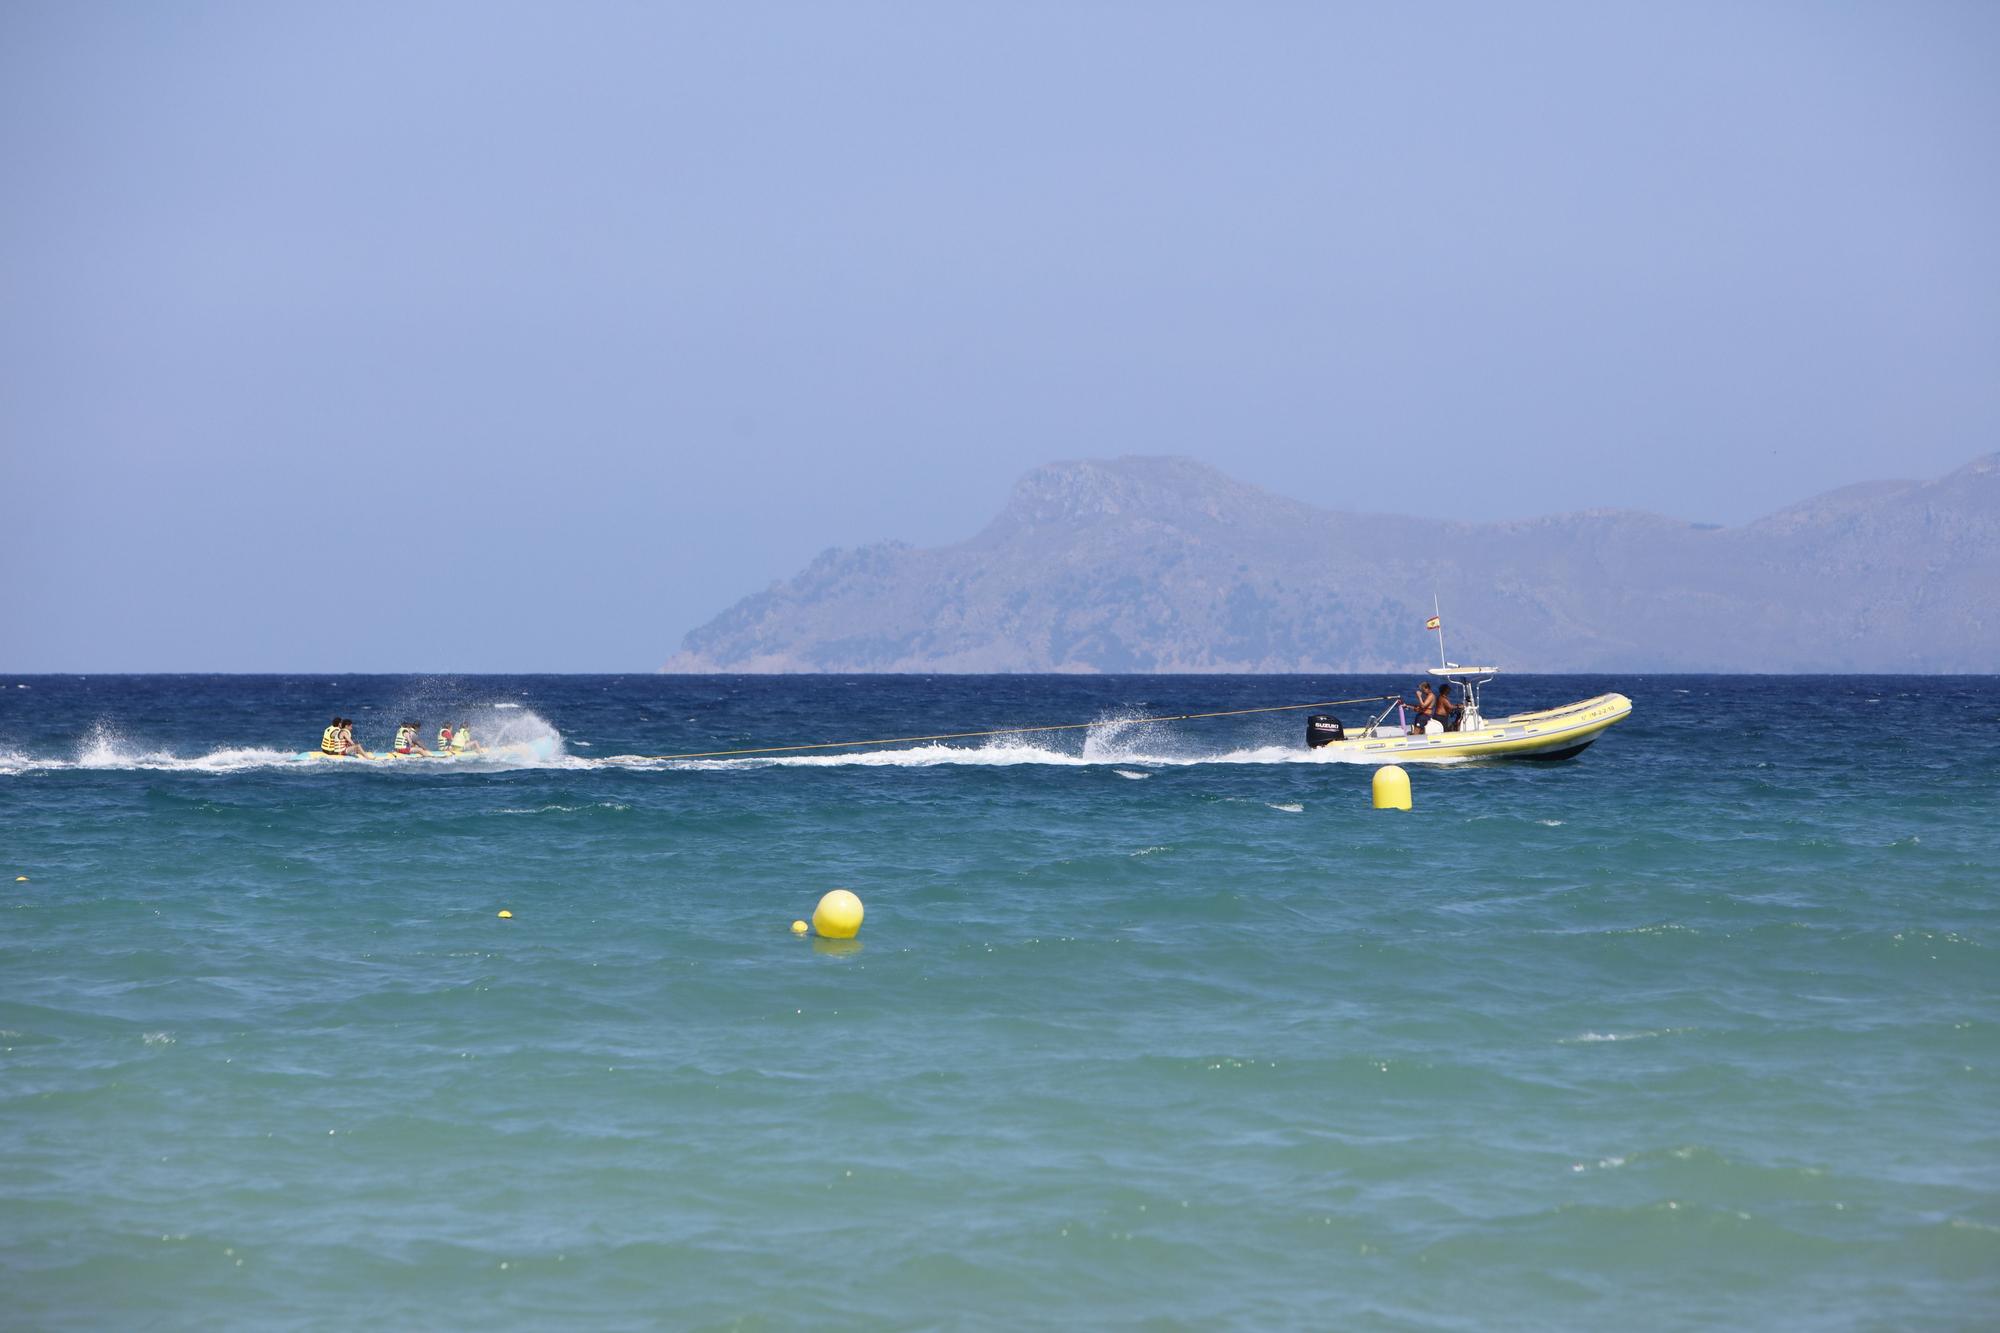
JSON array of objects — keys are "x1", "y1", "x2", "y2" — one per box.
[
  {"x1": 1570, "y1": 1155, "x2": 1628, "y2": 1172},
  {"x1": 1560, "y1": 1028, "x2": 1687, "y2": 1044},
  {"x1": 1267, "y1": 802, "x2": 1304, "y2": 813}
]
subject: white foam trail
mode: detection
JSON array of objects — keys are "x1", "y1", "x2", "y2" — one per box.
[
  {"x1": 1, "y1": 709, "x2": 1472, "y2": 776},
  {"x1": 597, "y1": 735, "x2": 1468, "y2": 771},
  {"x1": 0, "y1": 705, "x2": 569, "y2": 775},
  {"x1": 4, "y1": 746, "x2": 304, "y2": 774},
  {"x1": 463, "y1": 708, "x2": 566, "y2": 762},
  {"x1": 600, "y1": 708, "x2": 1470, "y2": 770}
]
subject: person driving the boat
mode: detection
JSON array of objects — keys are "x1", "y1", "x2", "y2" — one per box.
[{"x1": 1432, "y1": 682, "x2": 1463, "y2": 732}]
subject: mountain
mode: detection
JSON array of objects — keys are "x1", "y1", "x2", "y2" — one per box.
[{"x1": 662, "y1": 453, "x2": 2000, "y2": 673}]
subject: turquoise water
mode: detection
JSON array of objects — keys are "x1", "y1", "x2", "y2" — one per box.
[{"x1": 3, "y1": 674, "x2": 1996, "y2": 1329}]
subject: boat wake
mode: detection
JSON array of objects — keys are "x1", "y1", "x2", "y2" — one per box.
[
  {"x1": 0, "y1": 713, "x2": 1470, "y2": 775},
  {"x1": 621, "y1": 737, "x2": 1469, "y2": 770},
  {"x1": 0, "y1": 710, "x2": 571, "y2": 775}
]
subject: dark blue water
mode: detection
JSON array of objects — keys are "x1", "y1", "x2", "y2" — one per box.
[{"x1": 2, "y1": 675, "x2": 1996, "y2": 1329}]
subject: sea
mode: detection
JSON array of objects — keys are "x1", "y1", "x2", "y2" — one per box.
[{"x1": 1, "y1": 674, "x2": 1995, "y2": 1331}]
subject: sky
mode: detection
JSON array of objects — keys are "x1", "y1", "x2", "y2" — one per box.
[{"x1": 3, "y1": 1, "x2": 1996, "y2": 671}]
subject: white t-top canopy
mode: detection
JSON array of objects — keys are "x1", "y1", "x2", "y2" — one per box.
[{"x1": 1430, "y1": 665, "x2": 1498, "y2": 677}]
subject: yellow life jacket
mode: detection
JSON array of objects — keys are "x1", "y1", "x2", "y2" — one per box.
[
  {"x1": 451, "y1": 729, "x2": 470, "y2": 751},
  {"x1": 395, "y1": 726, "x2": 417, "y2": 751},
  {"x1": 320, "y1": 725, "x2": 343, "y2": 756},
  {"x1": 438, "y1": 728, "x2": 453, "y2": 749}
]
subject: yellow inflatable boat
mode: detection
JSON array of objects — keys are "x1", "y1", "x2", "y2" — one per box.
[{"x1": 1306, "y1": 669, "x2": 1631, "y2": 762}]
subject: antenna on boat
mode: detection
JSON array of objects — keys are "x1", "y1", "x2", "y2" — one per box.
[{"x1": 1431, "y1": 591, "x2": 1447, "y2": 670}]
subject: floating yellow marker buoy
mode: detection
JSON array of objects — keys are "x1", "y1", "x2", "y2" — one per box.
[
  {"x1": 14, "y1": 876, "x2": 26, "y2": 882},
  {"x1": 1372, "y1": 764, "x2": 1412, "y2": 811},
  {"x1": 497, "y1": 909, "x2": 513, "y2": 919},
  {"x1": 812, "y1": 889, "x2": 864, "y2": 939},
  {"x1": 791, "y1": 919, "x2": 808, "y2": 935}
]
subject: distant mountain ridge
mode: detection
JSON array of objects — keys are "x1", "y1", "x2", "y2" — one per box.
[{"x1": 664, "y1": 453, "x2": 2000, "y2": 673}]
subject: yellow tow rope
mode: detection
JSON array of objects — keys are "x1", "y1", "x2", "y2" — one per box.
[{"x1": 640, "y1": 694, "x2": 1399, "y2": 761}]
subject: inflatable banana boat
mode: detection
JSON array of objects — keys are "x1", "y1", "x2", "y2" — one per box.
[
  {"x1": 291, "y1": 739, "x2": 553, "y2": 764},
  {"x1": 293, "y1": 749, "x2": 455, "y2": 762}
]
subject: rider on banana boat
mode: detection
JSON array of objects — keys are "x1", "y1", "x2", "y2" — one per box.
[{"x1": 338, "y1": 719, "x2": 374, "y2": 759}]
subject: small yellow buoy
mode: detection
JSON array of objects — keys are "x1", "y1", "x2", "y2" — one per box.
[
  {"x1": 497, "y1": 909, "x2": 513, "y2": 919},
  {"x1": 14, "y1": 876, "x2": 26, "y2": 882},
  {"x1": 1372, "y1": 764, "x2": 1412, "y2": 811},
  {"x1": 812, "y1": 889, "x2": 864, "y2": 939},
  {"x1": 790, "y1": 920, "x2": 808, "y2": 935}
]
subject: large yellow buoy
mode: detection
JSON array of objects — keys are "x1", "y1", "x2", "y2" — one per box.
[
  {"x1": 1372, "y1": 764, "x2": 1412, "y2": 811},
  {"x1": 812, "y1": 889, "x2": 864, "y2": 939}
]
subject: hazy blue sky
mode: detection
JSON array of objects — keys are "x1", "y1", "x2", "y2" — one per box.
[{"x1": 4, "y1": 2, "x2": 1996, "y2": 670}]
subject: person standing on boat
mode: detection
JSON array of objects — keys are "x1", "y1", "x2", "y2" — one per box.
[{"x1": 1412, "y1": 682, "x2": 1437, "y2": 730}]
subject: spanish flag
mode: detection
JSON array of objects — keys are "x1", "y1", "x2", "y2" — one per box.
[{"x1": 1425, "y1": 616, "x2": 1441, "y2": 630}]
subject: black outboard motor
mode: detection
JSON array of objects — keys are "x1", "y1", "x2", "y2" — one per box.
[{"x1": 1306, "y1": 714, "x2": 1345, "y2": 747}]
